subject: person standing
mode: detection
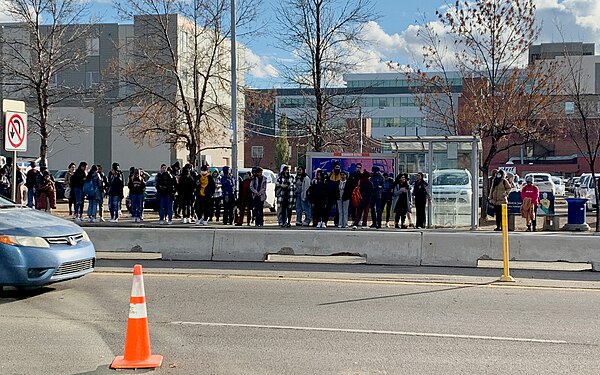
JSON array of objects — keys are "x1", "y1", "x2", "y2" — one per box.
[
  {"x1": 250, "y1": 167, "x2": 267, "y2": 227},
  {"x1": 352, "y1": 170, "x2": 373, "y2": 229},
  {"x1": 128, "y1": 169, "x2": 145, "y2": 223},
  {"x1": 0, "y1": 168, "x2": 10, "y2": 199},
  {"x1": 85, "y1": 165, "x2": 103, "y2": 222},
  {"x1": 171, "y1": 161, "x2": 182, "y2": 218},
  {"x1": 97, "y1": 165, "x2": 109, "y2": 221},
  {"x1": 25, "y1": 161, "x2": 39, "y2": 208},
  {"x1": 14, "y1": 166, "x2": 25, "y2": 205},
  {"x1": 71, "y1": 162, "x2": 87, "y2": 221},
  {"x1": 236, "y1": 171, "x2": 253, "y2": 226},
  {"x1": 209, "y1": 168, "x2": 222, "y2": 222},
  {"x1": 65, "y1": 163, "x2": 76, "y2": 216},
  {"x1": 177, "y1": 165, "x2": 196, "y2": 224},
  {"x1": 107, "y1": 163, "x2": 124, "y2": 223},
  {"x1": 520, "y1": 175, "x2": 540, "y2": 232},
  {"x1": 276, "y1": 164, "x2": 296, "y2": 228},
  {"x1": 393, "y1": 174, "x2": 411, "y2": 229},
  {"x1": 294, "y1": 166, "x2": 312, "y2": 226},
  {"x1": 369, "y1": 167, "x2": 384, "y2": 229},
  {"x1": 412, "y1": 172, "x2": 430, "y2": 229},
  {"x1": 221, "y1": 166, "x2": 235, "y2": 225},
  {"x1": 310, "y1": 170, "x2": 329, "y2": 228},
  {"x1": 347, "y1": 162, "x2": 363, "y2": 222},
  {"x1": 194, "y1": 165, "x2": 215, "y2": 225},
  {"x1": 381, "y1": 172, "x2": 394, "y2": 227},
  {"x1": 156, "y1": 164, "x2": 177, "y2": 225},
  {"x1": 337, "y1": 171, "x2": 352, "y2": 228},
  {"x1": 488, "y1": 170, "x2": 512, "y2": 231}
]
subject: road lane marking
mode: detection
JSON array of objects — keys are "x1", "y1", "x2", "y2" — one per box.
[
  {"x1": 92, "y1": 271, "x2": 600, "y2": 292},
  {"x1": 170, "y1": 321, "x2": 569, "y2": 344}
]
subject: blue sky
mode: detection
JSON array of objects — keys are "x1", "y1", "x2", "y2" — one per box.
[{"x1": 5, "y1": 0, "x2": 596, "y2": 88}]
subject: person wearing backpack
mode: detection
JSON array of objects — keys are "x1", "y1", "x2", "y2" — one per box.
[
  {"x1": 84, "y1": 165, "x2": 103, "y2": 222},
  {"x1": 352, "y1": 170, "x2": 373, "y2": 229},
  {"x1": 107, "y1": 163, "x2": 124, "y2": 222},
  {"x1": 70, "y1": 162, "x2": 87, "y2": 221},
  {"x1": 25, "y1": 161, "x2": 38, "y2": 208},
  {"x1": 156, "y1": 163, "x2": 177, "y2": 225}
]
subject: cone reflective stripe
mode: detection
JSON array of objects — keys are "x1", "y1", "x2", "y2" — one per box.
[{"x1": 110, "y1": 264, "x2": 163, "y2": 369}]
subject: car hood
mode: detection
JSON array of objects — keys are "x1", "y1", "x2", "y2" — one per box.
[{"x1": 0, "y1": 207, "x2": 83, "y2": 236}]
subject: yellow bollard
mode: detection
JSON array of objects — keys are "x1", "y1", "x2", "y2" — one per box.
[{"x1": 499, "y1": 204, "x2": 515, "y2": 282}]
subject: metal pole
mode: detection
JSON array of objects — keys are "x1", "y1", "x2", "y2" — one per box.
[
  {"x1": 499, "y1": 204, "x2": 515, "y2": 282},
  {"x1": 471, "y1": 139, "x2": 479, "y2": 230},
  {"x1": 230, "y1": 0, "x2": 238, "y2": 191},
  {"x1": 11, "y1": 151, "x2": 16, "y2": 202},
  {"x1": 427, "y1": 140, "x2": 433, "y2": 228},
  {"x1": 359, "y1": 107, "x2": 363, "y2": 153}
]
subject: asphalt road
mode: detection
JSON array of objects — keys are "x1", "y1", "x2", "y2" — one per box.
[{"x1": 1, "y1": 262, "x2": 600, "y2": 375}]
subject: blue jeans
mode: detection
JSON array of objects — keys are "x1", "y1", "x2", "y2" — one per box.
[
  {"x1": 130, "y1": 194, "x2": 143, "y2": 219},
  {"x1": 27, "y1": 188, "x2": 35, "y2": 208},
  {"x1": 87, "y1": 198, "x2": 99, "y2": 218},
  {"x1": 74, "y1": 188, "x2": 84, "y2": 216},
  {"x1": 295, "y1": 194, "x2": 311, "y2": 224},
  {"x1": 109, "y1": 195, "x2": 121, "y2": 219},
  {"x1": 159, "y1": 194, "x2": 173, "y2": 221}
]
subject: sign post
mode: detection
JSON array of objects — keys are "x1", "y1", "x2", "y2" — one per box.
[{"x1": 3, "y1": 100, "x2": 27, "y2": 203}]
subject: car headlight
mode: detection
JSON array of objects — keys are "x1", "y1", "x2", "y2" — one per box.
[
  {"x1": 0, "y1": 235, "x2": 50, "y2": 248},
  {"x1": 81, "y1": 231, "x2": 90, "y2": 242}
]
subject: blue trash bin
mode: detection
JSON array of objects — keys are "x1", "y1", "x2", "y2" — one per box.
[{"x1": 565, "y1": 198, "x2": 588, "y2": 225}]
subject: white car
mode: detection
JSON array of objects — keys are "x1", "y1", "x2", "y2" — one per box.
[
  {"x1": 523, "y1": 173, "x2": 556, "y2": 195},
  {"x1": 551, "y1": 176, "x2": 566, "y2": 196},
  {"x1": 576, "y1": 173, "x2": 598, "y2": 210},
  {"x1": 432, "y1": 169, "x2": 473, "y2": 211},
  {"x1": 238, "y1": 168, "x2": 277, "y2": 212}
]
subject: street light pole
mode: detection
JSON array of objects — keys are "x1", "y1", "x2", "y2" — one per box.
[
  {"x1": 359, "y1": 107, "x2": 363, "y2": 153},
  {"x1": 230, "y1": 0, "x2": 238, "y2": 189}
]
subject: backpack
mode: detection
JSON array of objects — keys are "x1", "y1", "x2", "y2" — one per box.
[
  {"x1": 83, "y1": 179, "x2": 95, "y2": 198},
  {"x1": 351, "y1": 183, "x2": 362, "y2": 207}
]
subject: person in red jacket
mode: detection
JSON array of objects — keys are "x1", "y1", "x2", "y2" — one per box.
[{"x1": 521, "y1": 175, "x2": 540, "y2": 231}]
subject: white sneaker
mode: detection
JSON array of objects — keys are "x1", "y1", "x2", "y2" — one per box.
[
  {"x1": 158, "y1": 220, "x2": 165, "y2": 225},
  {"x1": 352, "y1": 225, "x2": 358, "y2": 230},
  {"x1": 108, "y1": 219, "x2": 116, "y2": 223},
  {"x1": 337, "y1": 225, "x2": 342, "y2": 228},
  {"x1": 196, "y1": 219, "x2": 203, "y2": 225},
  {"x1": 92, "y1": 218, "x2": 100, "y2": 223},
  {"x1": 182, "y1": 218, "x2": 187, "y2": 224},
  {"x1": 132, "y1": 217, "x2": 137, "y2": 223},
  {"x1": 322, "y1": 223, "x2": 327, "y2": 228},
  {"x1": 99, "y1": 218, "x2": 105, "y2": 222},
  {"x1": 361, "y1": 226, "x2": 367, "y2": 229},
  {"x1": 202, "y1": 220, "x2": 209, "y2": 225},
  {"x1": 167, "y1": 220, "x2": 173, "y2": 225}
]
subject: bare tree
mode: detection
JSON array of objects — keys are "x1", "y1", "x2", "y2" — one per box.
[
  {"x1": 558, "y1": 49, "x2": 600, "y2": 231},
  {"x1": 0, "y1": 0, "x2": 96, "y2": 168},
  {"x1": 275, "y1": 0, "x2": 375, "y2": 152},
  {"x1": 406, "y1": 0, "x2": 561, "y2": 219},
  {"x1": 113, "y1": 0, "x2": 260, "y2": 167}
]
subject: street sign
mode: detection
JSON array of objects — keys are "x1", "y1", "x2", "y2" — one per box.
[{"x1": 5, "y1": 111, "x2": 27, "y2": 152}]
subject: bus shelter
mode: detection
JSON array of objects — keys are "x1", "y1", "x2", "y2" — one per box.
[{"x1": 385, "y1": 136, "x2": 481, "y2": 230}]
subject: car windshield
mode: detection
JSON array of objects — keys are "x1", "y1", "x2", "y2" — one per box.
[
  {"x1": 551, "y1": 177, "x2": 561, "y2": 184},
  {"x1": 533, "y1": 175, "x2": 549, "y2": 182},
  {"x1": 54, "y1": 170, "x2": 66, "y2": 179},
  {"x1": 433, "y1": 171, "x2": 469, "y2": 186},
  {"x1": 145, "y1": 176, "x2": 156, "y2": 187}
]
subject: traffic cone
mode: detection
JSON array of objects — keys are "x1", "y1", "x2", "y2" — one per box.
[{"x1": 110, "y1": 264, "x2": 163, "y2": 369}]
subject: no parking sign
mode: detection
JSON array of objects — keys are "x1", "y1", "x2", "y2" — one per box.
[{"x1": 5, "y1": 111, "x2": 27, "y2": 152}]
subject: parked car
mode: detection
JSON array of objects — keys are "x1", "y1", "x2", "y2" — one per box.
[
  {"x1": 551, "y1": 176, "x2": 566, "y2": 196},
  {"x1": 237, "y1": 168, "x2": 277, "y2": 212},
  {"x1": 53, "y1": 170, "x2": 67, "y2": 200},
  {"x1": 432, "y1": 169, "x2": 473, "y2": 207},
  {"x1": 0, "y1": 196, "x2": 96, "y2": 288},
  {"x1": 576, "y1": 173, "x2": 598, "y2": 210},
  {"x1": 566, "y1": 177, "x2": 580, "y2": 194},
  {"x1": 523, "y1": 173, "x2": 556, "y2": 195}
]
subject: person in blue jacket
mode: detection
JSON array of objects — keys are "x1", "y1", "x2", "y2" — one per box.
[{"x1": 221, "y1": 166, "x2": 236, "y2": 225}]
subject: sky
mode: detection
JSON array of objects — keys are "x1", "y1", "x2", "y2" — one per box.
[{"x1": 1, "y1": 0, "x2": 599, "y2": 88}]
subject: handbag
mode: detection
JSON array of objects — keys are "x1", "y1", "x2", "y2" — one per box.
[
  {"x1": 64, "y1": 186, "x2": 71, "y2": 199},
  {"x1": 486, "y1": 200, "x2": 495, "y2": 217}
]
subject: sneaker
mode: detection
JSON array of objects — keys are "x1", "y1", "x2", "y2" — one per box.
[
  {"x1": 385, "y1": 222, "x2": 390, "y2": 228},
  {"x1": 108, "y1": 219, "x2": 116, "y2": 223},
  {"x1": 322, "y1": 223, "x2": 327, "y2": 228},
  {"x1": 296, "y1": 222, "x2": 303, "y2": 226},
  {"x1": 99, "y1": 218, "x2": 106, "y2": 222},
  {"x1": 182, "y1": 218, "x2": 187, "y2": 224},
  {"x1": 202, "y1": 220, "x2": 209, "y2": 225},
  {"x1": 132, "y1": 217, "x2": 137, "y2": 223},
  {"x1": 167, "y1": 220, "x2": 173, "y2": 225},
  {"x1": 92, "y1": 218, "x2": 100, "y2": 223},
  {"x1": 86, "y1": 217, "x2": 93, "y2": 223},
  {"x1": 361, "y1": 226, "x2": 367, "y2": 229},
  {"x1": 158, "y1": 220, "x2": 165, "y2": 225},
  {"x1": 114, "y1": 218, "x2": 119, "y2": 223},
  {"x1": 352, "y1": 225, "x2": 358, "y2": 230},
  {"x1": 196, "y1": 220, "x2": 203, "y2": 225}
]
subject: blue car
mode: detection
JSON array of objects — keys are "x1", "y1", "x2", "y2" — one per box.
[{"x1": 0, "y1": 196, "x2": 96, "y2": 288}]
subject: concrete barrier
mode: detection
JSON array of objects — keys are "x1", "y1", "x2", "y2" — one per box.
[
  {"x1": 84, "y1": 227, "x2": 600, "y2": 270},
  {"x1": 85, "y1": 227, "x2": 214, "y2": 261}
]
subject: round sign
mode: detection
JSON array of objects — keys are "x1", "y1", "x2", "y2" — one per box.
[{"x1": 7, "y1": 112, "x2": 25, "y2": 149}]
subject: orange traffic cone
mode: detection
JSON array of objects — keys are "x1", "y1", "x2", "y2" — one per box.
[{"x1": 110, "y1": 264, "x2": 163, "y2": 369}]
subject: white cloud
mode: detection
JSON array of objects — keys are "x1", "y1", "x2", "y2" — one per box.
[{"x1": 243, "y1": 47, "x2": 279, "y2": 79}]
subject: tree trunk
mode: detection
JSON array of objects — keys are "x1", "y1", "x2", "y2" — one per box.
[
  {"x1": 39, "y1": 119, "x2": 48, "y2": 169},
  {"x1": 188, "y1": 140, "x2": 198, "y2": 168}
]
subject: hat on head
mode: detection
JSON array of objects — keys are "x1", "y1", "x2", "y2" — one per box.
[
  {"x1": 201, "y1": 165, "x2": 208, "y2": 172},
  {"x1": 112, "y1": 162, "x2": 120, "y2": 171},
  {"x1": 526, "y1": 175, "x2": 533, "y2": 183}
]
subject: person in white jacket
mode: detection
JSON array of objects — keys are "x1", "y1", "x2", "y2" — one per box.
[{"x1": 294, "y1": 166, "x2": 312, "y2": 226}]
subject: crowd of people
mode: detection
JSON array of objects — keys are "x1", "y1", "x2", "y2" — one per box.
[{"x1": 0, "y1": 159, "x2": 542, "y2": 231}]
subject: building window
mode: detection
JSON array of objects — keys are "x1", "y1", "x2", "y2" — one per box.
[
  {"x1": 565, "y1": 101, "x2": 574, "y2": 115},
  {"x1": 597, "y1": 102, "x2": 600, "y2": 113},
  {"x1": 251, "y1": 145, "x2": 264, "y2": 159},
  {"x1": 86, "y1": 38, "x2": 99, "y2": 56},
  {"x1": 86, "y1": 71, "x2": 100, "y2": 88},
  {"x1": 50, "y1": 71, "x2": 62, "y2": 88},
  {"x1": 179, "y1": 31, "x2": 189, "y2": 54}
]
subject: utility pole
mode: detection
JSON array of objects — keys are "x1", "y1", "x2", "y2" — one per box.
[
  {"x1": 230, "y1": 0, "x2": 238, "y2": 190},
  {"x1": 359, "y1": 107, "x2": 363, "y2": 153}
]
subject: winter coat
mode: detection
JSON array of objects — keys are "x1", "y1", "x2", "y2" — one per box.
[
  {"x1": 37, "y1": 179, "x2": 56, "y2": 210},
  {"x1": 107, "y1": 171, "x2": 124, "y2": 198},
  {"x1": 177, "y1": 175, "x2": 196, "y2": 202},
  {"x1": 86, "y1": 171, "x2": 103, "y2": 201},
  {"x1": 393, "y1": 182, "x2": 411, "y2": 214},
  {"x1": 521, "y1": 184, "x2": 540, "y2": 206},
  {"x1": 221, "y1": 167, "x2": 235, "y2": 198},
  {"x1": 128, "y1": 177, "x2": 146, "y2": 195},
  {"x1": 413, "y1": 179, "x2": 429, "y2": 201},
  {"x1": 295, "y1": 174, "x2": 311, "y2": 201},
  {"x1": 338, "y1": 179, "x2": 353, "y2": 201},
  {"x1": 276, "y1": 174, "x2": 296, "y2": 206},
  {"x1": 358, "y1": 178, "x2": 374, "y2": 205},
  {"x1": 489, "y1": 179, "x2": 511, "y2": 205},
  {"x1": 196, "y1": 173, "x2": 216, "y2": 198},
  {"x1": 239, "y1": 179, "x2": 252, "y2": 203},
  {"x1": 0, "y1": 174, "x2": 10, "y2": 197},
  {"x1": 370, "y1": 174, "x2": 384, "y2": 199},
  {"x1": 156, "y1": 171, "x2": 177, "y2": 197},
  {"x1": 71, "y1": 168, "x2": 86, "y2": 189},
  {"x1": 308, "y1": 179, "x2": 328, "y2": 205},
  {"x1": 250, "y1": 176, "x2": 267, "y2": 202}
]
